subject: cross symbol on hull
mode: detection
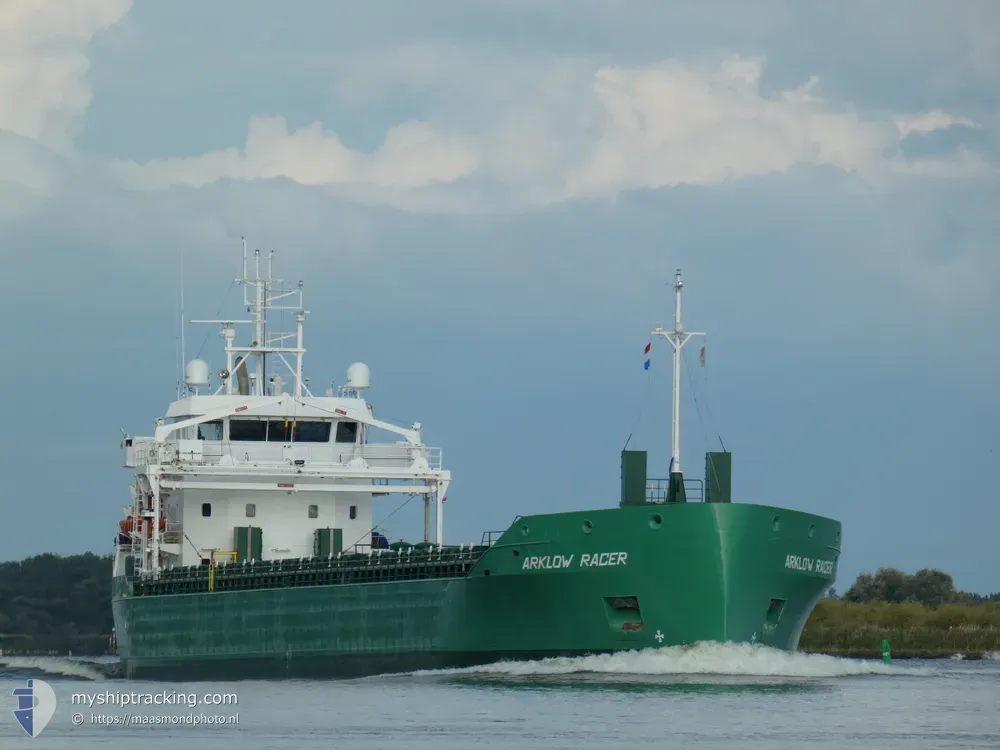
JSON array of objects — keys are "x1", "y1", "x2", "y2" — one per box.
[{"x1": 654, "y1": 629, "x2": 664, "y2": 643}]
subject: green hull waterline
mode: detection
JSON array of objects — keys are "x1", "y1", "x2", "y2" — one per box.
[{"x1": 112, "y1": 502, "x2": 840, "y2": 681}]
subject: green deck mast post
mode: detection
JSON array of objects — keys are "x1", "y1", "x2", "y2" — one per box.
[
  {"x1": 705, "y1": 451, "x2": 732, "y2": 503},
  {"x1": 620, "y1": 450, "x2": 648, "y2": 507},
  {"x1": 652, "y1": 269, "x2": 704, "y2": 504}
]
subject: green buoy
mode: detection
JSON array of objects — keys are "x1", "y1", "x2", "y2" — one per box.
[{"x1": 881, "y1": 639, "x2": 891, "y2": 664}]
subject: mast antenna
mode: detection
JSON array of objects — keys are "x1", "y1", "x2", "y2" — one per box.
[
  {"x1": 193, "y1": 236, "x2": 310, "y2": 397},
  {"x1": 180, "y1": 249, "x2": 186, "y2": 395},
  {"x1": 651, "y1": 268, "x2": 705, "y2": 503}
]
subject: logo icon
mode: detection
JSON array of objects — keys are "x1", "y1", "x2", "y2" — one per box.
[{"x1": 12, "y1": 679, "x2": 57, "y2": 737}]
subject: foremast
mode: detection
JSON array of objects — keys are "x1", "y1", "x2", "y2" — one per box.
[{"x1": 651, "y1": 269, "x2": 704, "y2": 503}]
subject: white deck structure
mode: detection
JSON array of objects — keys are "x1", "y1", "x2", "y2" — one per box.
[{"x1": 114, "y1": 242, "x2": 451, "y2": 579}]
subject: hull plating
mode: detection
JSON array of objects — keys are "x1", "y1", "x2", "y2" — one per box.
[{"x1": 113, "y1": 502, "x2": 840, "y2": 680}]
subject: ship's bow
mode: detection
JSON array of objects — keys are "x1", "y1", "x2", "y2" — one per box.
[
  {"x1": 705, "y1": 502, "x2": 840, "y2": 649},
  {"x1": 457, "y1": 502, "x2": 840, "y2": 656}
]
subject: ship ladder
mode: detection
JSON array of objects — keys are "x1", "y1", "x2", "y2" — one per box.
[{"x1": 208, "y1": 550, "x2": 238, "y2": 591}]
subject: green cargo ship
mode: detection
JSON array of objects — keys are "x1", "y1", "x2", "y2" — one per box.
[{"x1": 110, "y1": 246, "x2": 840, "y2": 680}]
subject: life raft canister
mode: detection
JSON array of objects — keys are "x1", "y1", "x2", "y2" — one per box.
[{"x1": 118, "y1": 516, "x2": 167, "y2": 537}]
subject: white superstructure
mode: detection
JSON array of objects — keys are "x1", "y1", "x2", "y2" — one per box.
[{"x1": 114, "y1": 240, "x2": 451, "y2": 579}]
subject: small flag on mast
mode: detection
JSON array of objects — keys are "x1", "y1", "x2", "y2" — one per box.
[{"x1": 644, "y1": 342, "x2": 651, "y2": 370}]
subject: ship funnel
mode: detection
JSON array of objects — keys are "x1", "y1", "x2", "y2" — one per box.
[{"x1": 234, "y1": 356, "x2": 251, "y2": 396}]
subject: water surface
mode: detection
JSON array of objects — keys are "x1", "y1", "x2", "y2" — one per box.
[{"x1": 2, "y1": 643, "x2": 997, "y2": 748}]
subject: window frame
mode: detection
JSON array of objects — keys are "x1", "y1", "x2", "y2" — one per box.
[
  {"x1": 293, "y1": 420, "x2": 332, "y2": 443},
  {"x1": 335, "y1": 420, "x2": 359, "y2": 444},
  {"x1": 197, "y1": 420, "x2": 223, "y2": 441},
  {"x1": 229, "y1": 418, "x2": 268, "y2": 442},
  {"x1": 266, "y1": 420, "x2": 292, "y2": 443}
]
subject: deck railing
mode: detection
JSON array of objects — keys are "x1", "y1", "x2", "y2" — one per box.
[
  {"x1": 645, "y1": 477, "x2": 705, "y2": 503},
  {"x1": 129, "y1": 544, "x2": 490, "y2": 597},
  {"x1": 124, "y1": 439, "x2": 443, "y2": 471}
]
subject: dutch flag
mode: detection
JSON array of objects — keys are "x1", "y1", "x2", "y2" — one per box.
[{"x1": 644, "y1": 342, "x2": 651, "y2": 370}]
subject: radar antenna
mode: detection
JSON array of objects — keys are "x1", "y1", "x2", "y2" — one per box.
[{"x1": 189, "y1": 237, "x2": 311, "y2": 397}]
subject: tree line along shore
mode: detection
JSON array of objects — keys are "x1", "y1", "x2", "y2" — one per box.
[
  {"x1": 800, "y1": 567, "x2": 1000, "y2": 659},
  {"x1": 0, "y1": 553, "x2": 997, "y2": 658}
]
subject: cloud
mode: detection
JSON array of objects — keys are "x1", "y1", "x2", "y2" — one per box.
[
  {"x1": 111, "y1": 115, "x2": 478, "y2": 191},
  {"x1": 561, "y1": 57, "x2": 888, "y2": 198},
  {"x1": 0, "y1": 132, "x2": 72, "y2": 221},
  {"x1": 110, "y1": 54, "x2": 990, "y2": 211},
  {"x1": 0, "y1": 0, "x2": 132, "y2": 150},
  {"x1": 895, "y1": 109, "x2": 979, "y2": 139}
]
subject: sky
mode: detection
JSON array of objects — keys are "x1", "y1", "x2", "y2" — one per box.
[{"x1": 1, "y1": 0, "x2": 998, "y2": 594}]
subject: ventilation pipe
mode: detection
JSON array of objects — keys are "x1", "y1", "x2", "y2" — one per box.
[{"x1": 234, "y1": 356, "x2": 250, "y2": 396}]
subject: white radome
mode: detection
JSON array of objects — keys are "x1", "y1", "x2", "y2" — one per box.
[
  {"x1": 346, "y1": 361, "x2": 371, "y2": 389},
  {"x1": 184, "y1": 358, "x2": 211, "y2": 387}
]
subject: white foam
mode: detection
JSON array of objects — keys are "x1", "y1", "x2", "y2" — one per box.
[
  {"x1": 0, "y1": 657, "x2": 108, "y2": 681},
  {"x1": 412, "y1": 642, "x2": 933, "y2": 679},
  {"x1": 984, "y1": 651, "x2": 1000, "y2": 661}
]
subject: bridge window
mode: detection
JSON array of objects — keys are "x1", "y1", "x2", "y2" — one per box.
[
  {"x1": 230, "y1": 419, "x2": 267, "y2": 441},
  {"x1": 266, "y1": 420, "x2": 292, "y2": 443},
  {"x1": 335, "y1": 421, "x2": 358, "y2": 443},
  {"x1": 245, "y1": 503, "x2": 256, "y2": 518},
  {"x1": 202, "y1": 503, "x2": 212, "y2": 517},
  {"x1": 308, "y1": 504, "x2": 318, "y2": 519},
  {"x1": 294, "y1": 421, "x2": 331, "y2": 443},
  {"x1": 198, "y1": 420, "x2": 222, "y2": 440},
  {"x1": 231, "y1": 417, "x2": 334, "y2": 442},
  {"x1": 349, "y1": 505, "x2": 357, "y2": 520}
]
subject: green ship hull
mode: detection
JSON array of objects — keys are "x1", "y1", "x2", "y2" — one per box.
[{"x1": 112, "y1": 501, "x2": 840, "y2": 680}]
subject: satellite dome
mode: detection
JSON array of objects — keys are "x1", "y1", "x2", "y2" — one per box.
[
  {"x1": 185, "y1": 359, "x2": 211, "y2": 388},
  {"x1": 346, "y1": 362, "x2": 371, "y2": 389}
]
